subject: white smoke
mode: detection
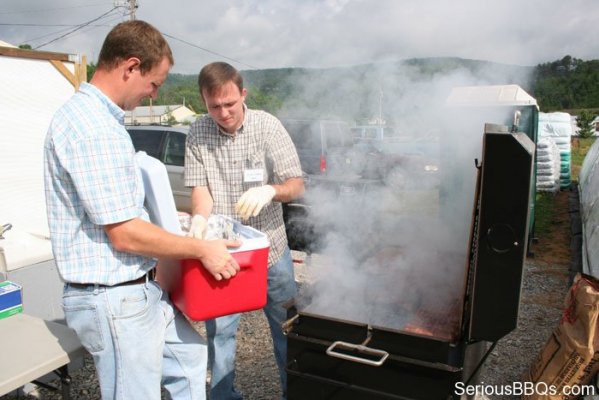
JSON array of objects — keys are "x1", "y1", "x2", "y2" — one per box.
[{"x1": 283, "y1": 61, "x2": 533, "y2": 339}]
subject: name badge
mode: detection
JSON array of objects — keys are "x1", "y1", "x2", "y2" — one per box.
[{"x1": 244, "y1": 168, "x2": 264, "y2": 183}]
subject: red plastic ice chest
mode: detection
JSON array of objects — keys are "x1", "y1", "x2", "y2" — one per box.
[{"x1": 170, "y1": 218, "x2": 270, "y2": 321}]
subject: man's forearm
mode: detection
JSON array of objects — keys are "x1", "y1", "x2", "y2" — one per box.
[
  {"x1": 104, "y1": 218, "x2": 206, "y2": 260},
  {"x1": 191, "y1": 186, "x2": 214, "y2": 217},
  {"x1": 272, "y1": 177, "x2": 305, "y2": 203}
]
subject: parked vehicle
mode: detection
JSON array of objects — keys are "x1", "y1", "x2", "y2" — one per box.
[
  {"x1": 279, "y1": 119, "x2": 355, "y2": 175},
  {"x1": 282, "y1": 121, "x2": 441, "y2": 253},
  {"x1": 125, "y1": 125, "x2": 191, "y2": 212},
  {"x1": 351, "y1": 124, "x2": 399, "y2": 141},
  {"x1": 280, "y1": 119, "x2": 384, "y2": 252},
  {"x1": 280, "y1": 117, "x2": 383, "y2": 187}
]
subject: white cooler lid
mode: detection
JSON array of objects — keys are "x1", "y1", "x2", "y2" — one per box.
[{"x1": 135, "y1": 152, "x2": 182, "y2": 235}]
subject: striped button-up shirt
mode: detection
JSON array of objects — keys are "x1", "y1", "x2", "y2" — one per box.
[
  {"x1": 185, "y1": 108, "x2": 303, "y2": 266},
  {"x1": 44, "y1": 82, "x2": 155, "y2": 285}
]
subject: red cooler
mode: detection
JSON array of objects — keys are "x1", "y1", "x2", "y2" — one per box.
[{"x1": 171, "y1": 218, "x2": 270, "y2": 321}]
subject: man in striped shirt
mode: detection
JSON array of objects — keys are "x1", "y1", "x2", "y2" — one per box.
[{"x1": 185, "y1": 62, "x2": 305, "y2": 399}]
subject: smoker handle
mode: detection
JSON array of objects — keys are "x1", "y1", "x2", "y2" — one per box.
[{"x1": 325, "y1": 341, "x2": 389, "y2": 367}]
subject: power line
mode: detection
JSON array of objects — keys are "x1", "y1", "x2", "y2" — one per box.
[
  {"x1": 33, "y1": 7, "x2": 119, "y2": 50},
  {"x1": 0, "y1": 3, "x2": 109, "y2": 16},
  {"x1": 24, "y1": 23, "x2": 91, "y2": 43},
  {"x1": 25, "y1": 14, "x2": 122, "y2": 46},
  {"x1": 26, "y1": 11, "x2": 120, "y2": 46},
  {"x1": 26, "y1": 25, "x2": 88, "y2": 43},
  {"x1": 0, "y1": 23, "x2": 114, "y2": 44},
  {"x1": 3, "y1": 2, "x2": 258, "y2": 70},
  {"x1": 0, "y1": 23, "x2": 109, "y2": 27},
  {"x1": 162, "y1": 32, "x2": 260, "y2": 70}
]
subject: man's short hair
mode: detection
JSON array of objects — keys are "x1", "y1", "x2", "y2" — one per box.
[
  {"x1": 97, "y1": 20, "x2": 173, "y2": 74},
  {"x1": 198, "y1": 62, "x2": 244, "y2": 101}
]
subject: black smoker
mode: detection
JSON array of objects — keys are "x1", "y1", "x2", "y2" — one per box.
[{"x1": 283, "y1": 124, "x2": 535, "y2": 399}]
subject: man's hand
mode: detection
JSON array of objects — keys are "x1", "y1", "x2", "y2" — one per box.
[
  {"x1": 235, "y1": 185, "x2": 276, "y2": 220},
  {"x1": 199, "y1": 239, "x2": 241, "y2": 281},
  {"x1": 188, "y1": 214, "x2": 208, "y2": 239}
]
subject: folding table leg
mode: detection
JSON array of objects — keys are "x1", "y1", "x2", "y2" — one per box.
[
  {"x1": 32, "y1": 366, "x2": 72, "y2": 400},
  {"x1": 56, "y1": 366, "x2": 72, "y2": 400}
]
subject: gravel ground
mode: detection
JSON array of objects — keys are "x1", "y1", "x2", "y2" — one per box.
[
  {"x1": 478, "y1": 259, "x2": 571, "y2": 399},
  {"x1": 0, "y1": 237, "x2": 576, "y2": 400}
]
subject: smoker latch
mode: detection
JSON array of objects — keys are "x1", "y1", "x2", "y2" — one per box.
[
  {"x1": 282, "y1": 314, "x2": 299, "y2": 335},
  {"x1": 511, "y1": 110, "x2": 522, "y2": 132},
  {"x1": 325, "y1": 333, "x2": 389, "y2": 367}
]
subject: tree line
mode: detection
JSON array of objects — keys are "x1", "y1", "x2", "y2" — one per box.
[
  {"x1": 533, "y1": 56, "x2": 599, "y2": 112},
  {"x1": 532, "y1": 56, "x2": 599, "y2": 138},
  {"x1": 86, "y1": 55, "x2": 599, "y2": 128}
]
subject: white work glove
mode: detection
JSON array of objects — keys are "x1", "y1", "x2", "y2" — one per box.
[
  {"x1": 235, "y1": 185, "x2": 276, "y2": 220},
  {"x1": 188, "y1": 214, "x2": 208, "y2": 239}
]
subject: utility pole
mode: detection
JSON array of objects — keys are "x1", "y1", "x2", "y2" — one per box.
[
  {"x1": 376, "y1": 86, "x2": 385, "y2": 125},
  {"x1": 114, "y1": 0, "x2": 137, "y2": 20},
  {"x1": 129, "y1": 0, "x2": 137, "y2": 21}
]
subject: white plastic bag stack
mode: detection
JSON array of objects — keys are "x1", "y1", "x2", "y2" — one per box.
[
  {"x1": 538, "y1": 112, "x2": 572, "y2": 189},
  {"x1": 536, "y1": 138, "x2": 560, "y2": 193}
]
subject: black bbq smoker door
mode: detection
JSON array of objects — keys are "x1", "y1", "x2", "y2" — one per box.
[{"x1": 467, "y1": 124, "x2": 535, "y2": 342}]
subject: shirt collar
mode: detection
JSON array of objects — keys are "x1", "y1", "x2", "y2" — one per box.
[{"x1": 79, "y1": 82, "x2": 126, "y2": 125}]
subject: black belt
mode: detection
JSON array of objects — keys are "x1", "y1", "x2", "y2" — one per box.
[{"x1": 68, "y1": 272, "x2": 152, "y2": 289}]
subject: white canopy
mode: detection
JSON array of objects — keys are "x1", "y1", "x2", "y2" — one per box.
[
  {"x1": 446, "y1": 84, "x2": 538, "y2": 108},
  {"x1": 0, "y1": 47, "x2": 83, "y2": 271}
]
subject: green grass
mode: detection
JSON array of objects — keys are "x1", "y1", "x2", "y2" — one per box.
[
  {"x1": 570, "y1": 137, "x2": 596, "y2": 181},
  {"x1": 534, "y1": 191, "x2": 555, "y2": 237}
]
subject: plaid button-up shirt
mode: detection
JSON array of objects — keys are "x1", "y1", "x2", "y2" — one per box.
[
  {"x1": 185, "y1": 108, "x2": 303, "y2": 266},
  {"x1": 44, "y1": 82, "x2": 155, "y2": 285}
]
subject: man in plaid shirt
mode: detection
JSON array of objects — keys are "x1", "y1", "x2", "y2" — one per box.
[
  {"x1": 185, "y1": 62, "x2": 305, "y2": 399},
  {"x1": 44, "y1": 22, "x2": 241, "y2": 400}
]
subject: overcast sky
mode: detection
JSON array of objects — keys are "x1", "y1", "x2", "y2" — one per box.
[{"x1": 1, "y1": 0, "x2": 598, "y2": 74}]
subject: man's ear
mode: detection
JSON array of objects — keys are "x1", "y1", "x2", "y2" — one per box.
[{"x1": 123, "y1": 57, "x2": 141, "y2": 77}]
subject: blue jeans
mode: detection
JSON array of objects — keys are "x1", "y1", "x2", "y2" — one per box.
[
  {"x1": 206, "y1": 247, "x2": 297, "y2": 400},
  {"x1": 63, "y1": 280, "x2": 207, "y2": 400}
]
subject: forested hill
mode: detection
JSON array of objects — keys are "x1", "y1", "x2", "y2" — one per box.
[
  {"x1": 532, "y1": 56, "x2": 599, "y2": 111},
  {"x1": 151, "y1": 56, "x2": 599, "y2": 121}
]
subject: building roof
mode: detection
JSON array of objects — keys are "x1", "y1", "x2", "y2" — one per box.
[
  {"x1": 126, "y1": 104, "x2": 190, "y2": 118},
  {"x1": 0, "y1": 40, "x2": 16, "y2": 48},
  {"x1": 446, "y1": 84, "x2": 538, "y2": 108}
]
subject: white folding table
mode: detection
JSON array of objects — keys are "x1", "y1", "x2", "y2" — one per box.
[{"x1": 0, "y1": 313, "x2": 84, "y2": 399}]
